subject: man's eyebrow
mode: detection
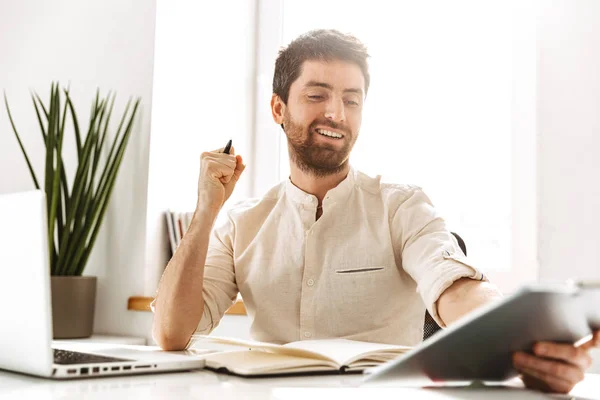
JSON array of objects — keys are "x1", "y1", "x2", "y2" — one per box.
[
  {"x1": 343, "y1": 88, "x2": 363, "y2": 95},
  {"x1": 305, "y1": 81, "x2": 333, "y2": 90},
  {"x1": 304, "y1": 81, "x2": 363, "y2": 96}
]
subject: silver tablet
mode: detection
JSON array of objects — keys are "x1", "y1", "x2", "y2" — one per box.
[{"x1": 362, "y1": 283, "x2": 600, "y2": 386}]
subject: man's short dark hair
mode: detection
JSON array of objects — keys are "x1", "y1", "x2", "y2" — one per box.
[{"x1": 273, "y1": 29, "x2": 370, "y2": 104}]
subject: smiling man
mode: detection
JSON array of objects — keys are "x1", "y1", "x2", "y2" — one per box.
[{"x1": 152, "y1": 29, "x2": 600, "y2": 394}]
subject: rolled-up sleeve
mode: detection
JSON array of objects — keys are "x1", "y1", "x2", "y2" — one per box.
[
  {"x1": 391, "y1": 188, "x2": 487, "y2": 327},
  {"x1": 194, "y1": 212, "x2": 239, "y2": 335}
]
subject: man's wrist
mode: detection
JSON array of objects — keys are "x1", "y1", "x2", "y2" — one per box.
[{"x1": 193, "y1": 204, "x2": 220, "y2": 222}]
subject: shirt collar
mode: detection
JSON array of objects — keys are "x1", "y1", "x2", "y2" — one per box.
[{"x1": 284, "y1": 166, "x2": 356, "y2": 206}]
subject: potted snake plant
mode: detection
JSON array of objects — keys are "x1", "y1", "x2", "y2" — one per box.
[{"x1": 4, "y1": 83, "x2": 140, "y2": 338}]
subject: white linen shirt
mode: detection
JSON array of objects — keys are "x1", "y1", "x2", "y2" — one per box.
[{"x1": 194, "y1": 167, "x2": 486, "y2": 346}]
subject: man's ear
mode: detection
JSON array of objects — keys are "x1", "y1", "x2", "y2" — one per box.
[{"x1": 271, "y1": 94, "x2": 285, "y2": 125}]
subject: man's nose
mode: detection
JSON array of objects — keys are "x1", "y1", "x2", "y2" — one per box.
[{"x1": 324, "y1": 97, "x2": 346, "y2": 122}]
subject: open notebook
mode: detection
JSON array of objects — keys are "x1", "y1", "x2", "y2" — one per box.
[{"x1": 191, "y1": 335, "x2": 412, "y2": 376}]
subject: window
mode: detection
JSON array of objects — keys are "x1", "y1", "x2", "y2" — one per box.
[
  {"x1": 270, "y1": 1, "x2": 513, "y2": 273},
  {"x1": 147, "y1": 1, "x2": 537, "y2": 294}
]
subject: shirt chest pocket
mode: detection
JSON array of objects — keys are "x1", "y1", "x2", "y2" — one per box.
[
  {"x1": 334, "y1": 267, "x2": 385, "y2": 274},
  {"x1": 322, "y1": 265, "x2": 402, "y2": 325},
  {"x1": 329, "y1": 265, "x2": 397, "y2": 300}
]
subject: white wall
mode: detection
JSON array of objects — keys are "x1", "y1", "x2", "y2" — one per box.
[
  {"x1": 0, "y1": 0, "x2": 157, "y2": 340},
  {"x1": 537, "y1": 0, "x2": 600, "y2": 372},
  {"x1": 537, "y1": 0, "x2": 600, "y2": 285},
  {"x1": 144, "y1": 1, "x2": 257, "y2": 339}
]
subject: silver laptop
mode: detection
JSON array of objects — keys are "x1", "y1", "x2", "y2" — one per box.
[{"x1": 0, "y1": 190, "x2": 207, "y2": 379}]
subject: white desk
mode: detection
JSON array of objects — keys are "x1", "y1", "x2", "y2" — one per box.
[
  {"x1": 1, "y1": 342, "x2": 598, "y2": 400},
  {"x1": 0, "y1": 369, "x2": 598, "y2": 400}
]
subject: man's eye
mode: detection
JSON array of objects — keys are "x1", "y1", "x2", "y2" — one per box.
[
  {"x1": 308, "y1": 95, "x2": 324, "y2": 100},
  {"x1": 346, "y1": 100, "x2": 359, "y2": 106}
]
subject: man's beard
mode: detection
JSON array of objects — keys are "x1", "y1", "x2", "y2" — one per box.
[{"x1": 283, "y1": 109, "x2": 356, "y2": 178}]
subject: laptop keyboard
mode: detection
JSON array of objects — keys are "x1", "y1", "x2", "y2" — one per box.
[{"x1": 53, "y1": 349, "x2": 131, "y2": 365}]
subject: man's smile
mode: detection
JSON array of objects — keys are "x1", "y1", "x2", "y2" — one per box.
[{"x1": 314, "y1": 127, "x2": 346, "y2": 140}]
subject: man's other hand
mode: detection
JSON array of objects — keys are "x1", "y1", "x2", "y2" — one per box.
[{"x1": 513, "y1": 330, "x2": 600, "y2": 393}]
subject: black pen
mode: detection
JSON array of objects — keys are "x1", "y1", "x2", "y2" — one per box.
[{"x1": 223, "y1": 139, "x2": 232, "y2": 155}]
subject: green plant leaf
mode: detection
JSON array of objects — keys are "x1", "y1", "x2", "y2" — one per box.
[
  {"x1": 44, "y1": 83, "x2": 56, "y2": 206},
  {"x1": 34, "y1": 91, "x2": 71, "y2": 225},
  {"x1": 62, "y1": 99, "x2": 107, "y2": 271},
  {"x1": 94, "y1": 98, "x2": 132, "y2": 195},
  {"x1": 55, "y1": 93, "x2": 103, "y2": 274},
  {"x1": 64, "y1": 100, "x2": 109, "y2": 273},
  {"x1": 4, "y1": 92, "x2": 40, "y2": 189},
  {"x1": 10, "y1": 84, "x2": 140, "y2": 276},
  {"x1": 73, "y1": 99, "x2": 105, "y2": 232},
  {"x1": 48, "y1": 85, "x2": 69, "y2": 272},
  {"x1": 64, "y1": 90, "x2": 82, "y2": 159},
  {"x1": 46, "y1": 83, "x2": 62, "y2": 270},
  {"x1": 32, "y1": 92, "x2": 47, "y2": 140},
  {"x1": 74, "y1": 99, "x2": 140, "y2": 275},
  {"x1": 98, "y1": 92, "x2": 115, "y2": 156},
  {"x1": 34, "y1": 92, "x2": 49, "y2": 120},
  {"x1": 79, "y1": 95, "x2": 112, "y2": 237}
]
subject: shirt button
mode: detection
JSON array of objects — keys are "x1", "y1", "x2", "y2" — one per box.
[
  {"x1": 307, "y1": 279, "x2": 314, "y2": 286},
  {"x1": 304, "y1": 332, "x2": 312, "y2": 338}
]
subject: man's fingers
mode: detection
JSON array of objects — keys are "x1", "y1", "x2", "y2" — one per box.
[
  {"x1": 533, "y1": 342, "x2": 593, "y2": 369},
  {"x1": 222, "y1": 156, "x2": 246, "y2": 186},
  {"x1": 199, "y1": 147, "x2": 244, "y2": 188},
  {"x1": 582, "y1": 330, "x2": 600, "y2": 349},
  {"x1": 203, "y1": 152, "x2": 237, "y2": 166},
  {"x1": 231, "y1": 155, "x2": 246, "y2": 182},
  {"x1": 201, "y1": 152, "x2": 238, "y2": 184},
  {"x1": 203, "y1": 155, "x2": 237, "y2": 171},
  {"x1": 200, "y1": 160, "x2": 234, "y2": 183},
  {"x1": 513, "y1": 352, "x2": 585, "y2": 383},
  {"x1": 519, "y1": 368, "x2": 575, "y2": 394}
]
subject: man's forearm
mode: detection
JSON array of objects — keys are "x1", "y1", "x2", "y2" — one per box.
[
  {"x1": 437, "y1": 278, "x2": 503, "y2": 326},
  {"x1": 152, "y1": 207, "x2": 219, "y2": 350}
]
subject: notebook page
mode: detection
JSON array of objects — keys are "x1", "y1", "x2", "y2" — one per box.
[
  {"x1": 192, "y1": 335, "x2": 337, "y2": 363},
  {"x1": 283, "y1": 339, "x2": 411, "y2": 366},
  {"x1": 204, "y1": 350, "x2": 338, "y2": 375}
]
